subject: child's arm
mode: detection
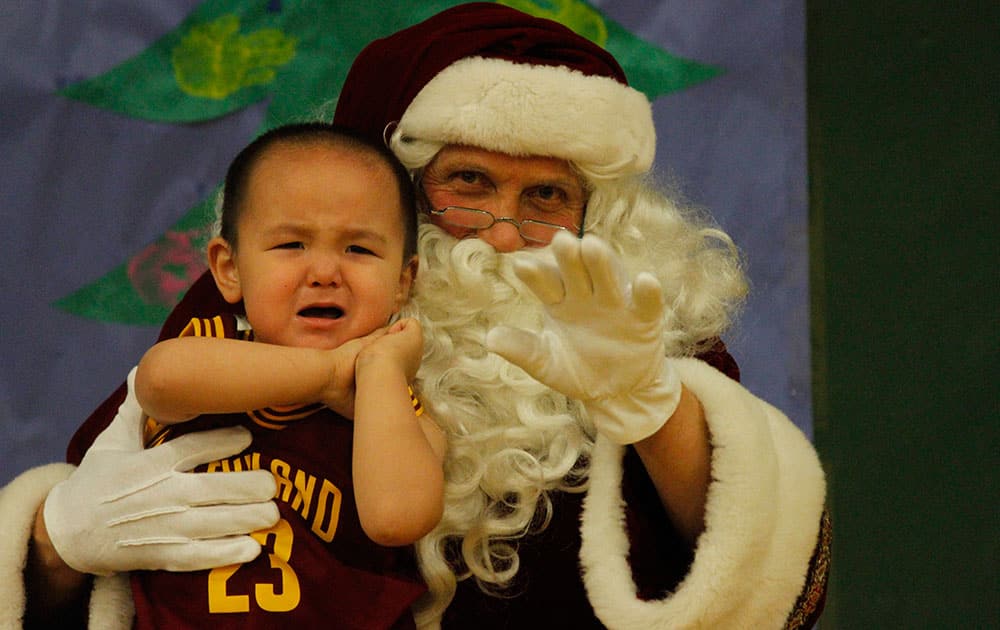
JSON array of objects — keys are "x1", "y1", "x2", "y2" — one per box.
[
  {"x1": 136, "y1": 332, "x2": 382, "y2": 424},
  {"x1": 352, "y1": 318, "x2": 446, "y2": 547}
]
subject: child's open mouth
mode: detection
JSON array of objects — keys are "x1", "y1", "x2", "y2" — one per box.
[{"x1": 298, "y1": 306, "x2": 344, "y2": 319}]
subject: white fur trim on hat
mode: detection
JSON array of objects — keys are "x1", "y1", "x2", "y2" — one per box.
[{"x1": 396, "y1": 56, "x2": 656, "y2": 178}]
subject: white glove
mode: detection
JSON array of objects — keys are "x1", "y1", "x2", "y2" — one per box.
[
  {"x1": 486, "y1": 233, "x2": 681, "y2": 444},
  {"x1": 43, "y1": 368, "x2": 279, "y2": 575}
]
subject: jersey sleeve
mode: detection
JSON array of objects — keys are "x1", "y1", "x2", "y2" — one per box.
[
  {"x1": 142, "y1": 315, "x2": 243, "y2": 446},
  {"x1": 66, "y1": 272, "x2": 240, "y2": 464}
]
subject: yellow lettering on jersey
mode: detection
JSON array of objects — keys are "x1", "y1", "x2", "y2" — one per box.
[
  {"x1": 205, "y1": 452, "x2": 260, "y2": 473},
  {"x1": 311, "y1": 479, "x2": 341, "y2": 543},
  {"x1": 289, "y1": 469, "x2": 316, "y2": 518},
  {"x1": 208, "y1": 518, "x2": 301, "y2": 613},
  {"x1": 208, "y1": 563, "x2": 250, "y2": 613},
  {"x1": 206, "y1": 453, "x2": 342, "y2": 543},
  {"x1": 205, "y1": 453, "x2": 260, "y2": 472},
  {"x1": 252, "y1": 518, "x2": 301, "y2": 612},
  {"x1": 269, "y1": 458, "x2": 341, "y2": 542},
  {"x1": 271, "y1": 458, "x2": 293, "y2": 502},
  {"x1": 198, "y1": 452, "x2": 341, "y2": 613}
]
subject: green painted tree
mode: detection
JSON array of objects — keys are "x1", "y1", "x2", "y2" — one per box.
[{"x1": 56, "y1": 0, "x2": 722, "y2": 324}]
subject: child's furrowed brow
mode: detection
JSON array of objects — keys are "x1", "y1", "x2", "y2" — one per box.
[
  {"x1": 341, "y1": 227, "x2": 389, "y2": 246},
  {"x1": 263, "y1": 223, "x2": 311, "y2": 239}
]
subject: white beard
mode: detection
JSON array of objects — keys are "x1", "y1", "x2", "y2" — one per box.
[
  {"x1": 401, "y1": 224, "x2": 593, "y2": 622},
  {"x1": 402, "y1": 223, "x2": 594, "y2": 503},
  {"x1": 399, "y1": 183, "x2": 748, "y2": 626}
]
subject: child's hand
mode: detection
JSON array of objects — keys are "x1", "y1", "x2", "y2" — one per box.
[
  {"x1": 321, "y1": 327, "x2": 389, "y2": 417},
  {"x1": 356, "y1": 317, "x2": 424, "y2": 383}
]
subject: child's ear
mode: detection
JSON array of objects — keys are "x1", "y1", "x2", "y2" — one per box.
[
  {"x1": 394, "y1": 255, "x2": 419, "y2": 309},
  {"x1": 206, "y1": 236, "x2": 243, "y2": 305}
]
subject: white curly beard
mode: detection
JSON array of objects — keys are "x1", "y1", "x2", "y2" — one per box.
[
  {"x1": 400, "y1": 224, "x2": 593, "y2": 626},
  {"x1": 404, "y1": 224, "x2": 595, "y2": 468},
  {"x1": 397, "y1": 177, "x2": 748, "y2": 627}
]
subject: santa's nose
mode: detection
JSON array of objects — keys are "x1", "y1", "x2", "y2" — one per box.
[
  {"x1": 478, "y1": 218, "x2": 526, "y2": 252},
  {"x1": 478, "y1": 195, "x2": 528, "y2": 252}
]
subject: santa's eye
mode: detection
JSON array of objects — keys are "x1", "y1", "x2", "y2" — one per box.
[{"x1": 535, "y1": 185, "x2": 559, "y2": 200}]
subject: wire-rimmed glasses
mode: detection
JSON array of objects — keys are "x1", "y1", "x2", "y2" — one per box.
[{"x1": 428, "y1": 206, "x2": 580, "y2": 245}]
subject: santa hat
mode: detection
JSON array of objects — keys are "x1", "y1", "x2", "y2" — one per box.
[{"x1": 333, "y1": 2, "x2": 655, "y2": 177}]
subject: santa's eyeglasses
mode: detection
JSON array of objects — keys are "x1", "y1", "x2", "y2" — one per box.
[{"x1": 426, "y1": 206, "x2": 582, "y2": 245}]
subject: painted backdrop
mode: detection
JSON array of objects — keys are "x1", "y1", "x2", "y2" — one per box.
[{"x1": 0, "y1": 0, "x2": 808, "y2": 484}]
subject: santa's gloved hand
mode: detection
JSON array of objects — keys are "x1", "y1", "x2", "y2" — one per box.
[
  {"x1": 44, "y1": 368, "x2": 279, "y2": 576},
  {"x1": 486, "y1": 233, "x2": 681, "y2": 444}
]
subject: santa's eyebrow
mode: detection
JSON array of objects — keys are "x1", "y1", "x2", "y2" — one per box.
[
  {"x1": 429, "y1": 157, "x2": 486, "y2": 174},
  {"x1": 434, "y1": 159, "x2": 583, "y2": 190}
]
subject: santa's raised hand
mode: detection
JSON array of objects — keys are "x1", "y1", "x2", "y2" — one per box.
[{"x1": 486, "y1": 232, "x2": 681, "y2": 444}]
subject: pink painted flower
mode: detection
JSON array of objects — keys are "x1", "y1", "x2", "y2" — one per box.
[{"x1": 127, "y1": 228, "x2": 210, "y2": 307}]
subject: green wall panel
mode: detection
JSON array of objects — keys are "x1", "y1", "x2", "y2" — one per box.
[{"x1": 808, "y1": 1, "x2": 998, "y2": 626}]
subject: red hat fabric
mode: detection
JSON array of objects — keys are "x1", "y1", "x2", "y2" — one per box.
[{"x1": 333, "y1": 2, "x2": 656, "y2": 177}]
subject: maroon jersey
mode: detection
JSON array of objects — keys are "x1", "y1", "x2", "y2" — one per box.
[{"x1": 130, "y1": 316, "x2": 426, "y2": 629}]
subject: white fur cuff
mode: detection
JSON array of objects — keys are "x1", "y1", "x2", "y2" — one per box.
[
  {"x1": 579, "y1": 358, "x2": 826, "y2": 629},
  {"x1": 0, "y1": 463, "x2": 75, "y2": 629}
]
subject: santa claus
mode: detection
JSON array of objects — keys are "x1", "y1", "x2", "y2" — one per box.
[{"x1": 1, "y1": 4, "x2": 828, "y2": 629}]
